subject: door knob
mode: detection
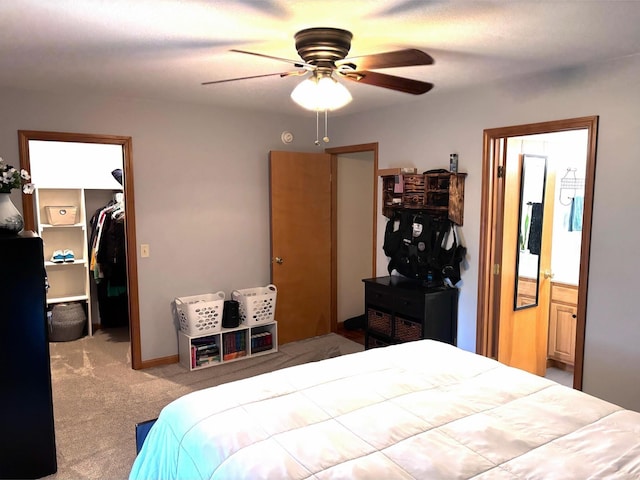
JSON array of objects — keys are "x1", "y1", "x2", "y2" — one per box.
[
  {"x1": 543, "y1": 270, "x2": 555, "y2": 279},
  {"x1": 273, "y1": 257, "x2": 284, "y2": 265}
]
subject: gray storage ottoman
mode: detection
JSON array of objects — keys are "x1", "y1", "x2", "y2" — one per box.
[{"x1": 49, "y1": 302, "x2": 86, "y2": 342}]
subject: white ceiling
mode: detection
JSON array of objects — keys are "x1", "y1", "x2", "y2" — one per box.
[{"x1": 2, "y1": 1, "x2": 640, "y2": 117}]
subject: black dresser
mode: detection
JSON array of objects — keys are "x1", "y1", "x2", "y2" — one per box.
[
  {"x1": 0, "y1": 232, "x2": 57, "y2": 479},
  {"x1": 363, "y1": 276, "x2": 458, "y2": 349}
]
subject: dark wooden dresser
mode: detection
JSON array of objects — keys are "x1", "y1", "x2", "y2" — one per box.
[
  {"x1": 363, "y1": 276, "x2": 458, "y2": 349},
  {"x1": 0, "y1": 232, "x2": 57, "y2": 479}
]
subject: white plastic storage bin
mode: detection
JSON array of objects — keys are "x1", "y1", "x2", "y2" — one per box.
[
  {"x1": 175, "y1": 291, "x2": 225, "y2": 335},
  {"x1": 232, "y1": 284, "x2": 277, "y2": 326}
]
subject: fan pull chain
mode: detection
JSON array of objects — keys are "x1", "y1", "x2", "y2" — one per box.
[
  {"x1": 314, "y1": 110, "x2": 331, "y2": 146},
  {"x1": 323, "y1": 110, "x2": 330, "y2": 143}
]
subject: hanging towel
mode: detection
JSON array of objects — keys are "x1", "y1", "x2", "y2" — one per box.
[
  {"x1": 527, "y1": 202, "x2": 543, "y2": 255},
  {"x1": 569, "y1": 196, "x2": 584, "y2": 232}
]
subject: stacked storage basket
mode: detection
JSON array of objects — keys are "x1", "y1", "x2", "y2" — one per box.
[
  {"x1": 232, "y1": 284, "x2": 277, "y2": 326},
  {"x1": 175, "y1": 291, "x2": 225, "y2": 335},
  {"x1": 175, "y1": 286, "x2": 278, "y2": 372}
]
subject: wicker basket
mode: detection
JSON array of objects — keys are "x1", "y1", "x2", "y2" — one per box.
[
  {"x1": 367, "y1": 308, "x2": 393, "y2": 337},
  {"x1": 366, "y1": 334, "x2": 391, "y2": 349},
  {"x1": 175, "y1": 291, "x2": 225, "y2": 335},
  {"x1": 394, "y1": 317, "x2": 422, "y2": 342},
  {"x1": 231, "y1": 284, "x2": 277, "y2": 326}
]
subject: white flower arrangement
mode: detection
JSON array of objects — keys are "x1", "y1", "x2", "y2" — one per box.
[{"x1": 0, "y1": 156, "x2": 35, "y2": 194}]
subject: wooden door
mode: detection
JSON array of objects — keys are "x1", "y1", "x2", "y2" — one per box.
[
  {"x1": 269, "y1": 151, "x2": 332, "y2": 344},
  {"x1": 497, "y1": 154, "x2": 556, "y2": 376}
]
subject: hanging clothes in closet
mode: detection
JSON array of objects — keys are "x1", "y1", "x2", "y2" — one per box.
[{"x1": 89, "y1": 193, "x2": 128, "y2": 328}]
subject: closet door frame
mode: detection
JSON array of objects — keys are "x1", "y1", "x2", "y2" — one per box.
[{"x1": 18, "y1": 130, "x2": 143, "y2": 370}]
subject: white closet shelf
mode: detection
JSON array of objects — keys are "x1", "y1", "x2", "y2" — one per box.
[
  {"x1": 40, "y1": 223, "x2": 85, "y2": 229},
  {"x1": 47, "y1": 294, "x2": 89, "y2": 304},
  {"x1": 45, "y1": 260, "x2": 87, "y2": 267}
]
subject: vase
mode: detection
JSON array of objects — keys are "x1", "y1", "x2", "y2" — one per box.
[{"x1": 0, "y1": 193, "x2": 25, "y2": 235}]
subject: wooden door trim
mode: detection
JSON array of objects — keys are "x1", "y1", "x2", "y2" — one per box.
[
  {"x1": 18, "y1": 130, "x2": 143, "y2": 370},
  {"x1": 477, "y1": 136, "x2": 505, "y2": 359},
  {"x1": 477, "y1": 116, "x2": 598, "y2": 390},
  {"x1": 325, "y1": 142, "x2": 379, "y2": 333},
  {"x1": 330, "y1": 154, "x2": 338, "y2": 335}
]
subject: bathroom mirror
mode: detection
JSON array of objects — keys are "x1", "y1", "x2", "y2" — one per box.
[{"x1": 514, "y1": 154, "x2": 547, "y2": 310}]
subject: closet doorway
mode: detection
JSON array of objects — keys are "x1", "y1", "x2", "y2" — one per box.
[{"x1": 18, "y1": 130, "x2": 142, "y2": 369}]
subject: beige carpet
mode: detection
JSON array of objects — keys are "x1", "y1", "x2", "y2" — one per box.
[{"x1": 44, "y1": 328, "x2": 364, "y2": 480}]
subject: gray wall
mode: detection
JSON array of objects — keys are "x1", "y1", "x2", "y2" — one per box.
[
  {"x1": 2, "y1": 51, "x2": 639, "y2": 411},
  {"x1": 331, "y1": 55, "x2": 640, "y2": 411},
  {"x1": 0, "y1": 89, "x2": 316, "y2": 360}
]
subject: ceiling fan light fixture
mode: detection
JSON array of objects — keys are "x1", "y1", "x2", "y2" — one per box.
[{"x1": 290, "y1": 73, "x2": 352, "y2": 111}]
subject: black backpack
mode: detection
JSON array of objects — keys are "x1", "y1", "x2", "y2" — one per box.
[
  {"x1": 430, "y1": 222, "x2": 466, "y2": 285},
  {"x1": 384, "y1": 212, "x2": 446, "y2": 281},
  {"x1": 384, "y1": 212, "x2": 466, "y2": 285}
]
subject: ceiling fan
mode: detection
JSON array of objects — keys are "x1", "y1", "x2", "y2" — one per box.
[
  {"x1": 202, "y1": 27, "x2": 434, "y2": 97},
  {"x1": 202, "y1": 27, "x2": 434, "y2": 144}
]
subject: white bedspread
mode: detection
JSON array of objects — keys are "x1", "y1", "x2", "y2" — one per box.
[{"x1": 130, "y1": 340, "x2": 640, "y2": 479}]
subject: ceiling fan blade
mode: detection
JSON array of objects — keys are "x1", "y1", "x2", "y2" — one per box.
[
  {"x1": 341, "y1": 70, "x2": 433, "y2": 95},
  {"x1": 202, "y1": 70, "x2": 305, "y2": 85},
  {"x1": 338, "y1": 49, "x2": 434, "y2": 70},
  {"x1": 233, "y1": 0, "x2": 290, "y2": 18},
  {"x1": 230, "y1": 49, "x2": 314, "y2": 69}
]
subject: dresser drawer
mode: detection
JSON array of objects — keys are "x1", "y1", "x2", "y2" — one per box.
[
  {"x1": 551, "y1": 283, "x2": 578, "y2": 305},
  {"x1": 365, "y1": 283, "x2": 396, "y2": 308},
  {"x1": 393, "y1": 293, "x2": 425, "y2": 319}
]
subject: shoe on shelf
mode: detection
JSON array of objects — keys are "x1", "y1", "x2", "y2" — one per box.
[
  {"x1": 51, "y1": 250, "x2": 65, "y2": 263},
  {"x1": 63, "y1": 249, "x2": 75, "y2": 263}
]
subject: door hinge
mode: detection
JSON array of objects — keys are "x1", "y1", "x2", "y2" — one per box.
[
  {"x1": 493, "y1": 263, "x2": 500, "y2": 275},
  {"x1": 497, "y1": 166, "x2": 504, "y2": 178}
]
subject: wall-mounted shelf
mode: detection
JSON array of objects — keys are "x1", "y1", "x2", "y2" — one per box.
[{"x1": 381, "y1": 172, "x2": 467, "y2": 225}]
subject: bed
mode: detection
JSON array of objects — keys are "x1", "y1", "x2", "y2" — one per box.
[{"x1": 129, "y1": 339, "x2": 640, "y2": 479}]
